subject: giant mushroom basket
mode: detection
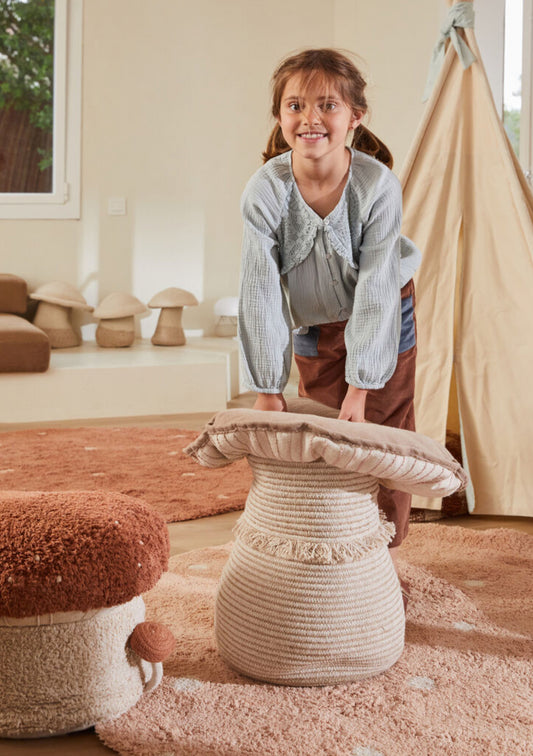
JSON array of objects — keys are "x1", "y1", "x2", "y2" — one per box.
[{"x1": 186, "y1": 398, "x2": 467, "y2": 686}]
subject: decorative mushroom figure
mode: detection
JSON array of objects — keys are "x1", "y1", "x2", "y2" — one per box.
[
  {"x1": 148, "y1": 287, "x2": 199, "y2": 346},
  {"x1": 30, "y1": 281, "x2": 93, "y2": 348},
  {"x1": 214, "y1": 296, "x2": 238, "y2": 337},
  {"x1": 0, "y1": 490, "x2": 174, "y2": 738},
  {"x1": 185, "y1": 397, "x2": 467, "y2": 686},
  {"x1": 93, "y1": 292, "x2": 148, "y2": 347}
]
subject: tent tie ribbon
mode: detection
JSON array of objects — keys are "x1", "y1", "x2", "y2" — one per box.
[{"x1": 423, "y1": 1, "x2": 477, "y2": 102}]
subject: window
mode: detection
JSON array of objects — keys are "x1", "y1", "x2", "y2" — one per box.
[
  {"x1": 503, "y1": 0, "x2": 523, "y2": 156},
  {"x1": 0, "y1": 0, "x2": 82, "y2": 218},
  {"x1": 477, "y1": 0, "x2": 533, "y2": 184},
  {"x1": 517, "y1": 0, "x2": 532, "y2": 183}
]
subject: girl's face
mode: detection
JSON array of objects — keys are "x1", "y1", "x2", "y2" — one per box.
[{"x1": 277, "y1": 73, "x2": 362, "y2": 166}]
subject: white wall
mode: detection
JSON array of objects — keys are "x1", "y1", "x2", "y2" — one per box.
[
  {"x1": 334, "y1": 0, "x2": 443, "y2": 170},
  {"x1": 2, "y1": 0, "x2": 443, "y2": 337}
]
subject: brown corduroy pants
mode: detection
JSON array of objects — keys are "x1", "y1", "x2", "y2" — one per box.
[{"x1": 294, "y1": 279, "x2": 417, "y2": 547}]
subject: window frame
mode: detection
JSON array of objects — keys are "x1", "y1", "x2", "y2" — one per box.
[
  {"x1": 0, "y1": 0, "x2": 82, "y2": 219},
  {"x1": 477, "y1": 0, "x2": 533, "y2": 183},
  {"x1": 521, "y1": 0, "x2": 532, "y2": 181}
]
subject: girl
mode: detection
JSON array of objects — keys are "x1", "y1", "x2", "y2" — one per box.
[{"x1": 238, "y1": 48, "x2": 421, "y2": 567}]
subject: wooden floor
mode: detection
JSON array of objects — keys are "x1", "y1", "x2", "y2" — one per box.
[{"x1": 1, "y1": 391, "x2": 531, "y2": 754}]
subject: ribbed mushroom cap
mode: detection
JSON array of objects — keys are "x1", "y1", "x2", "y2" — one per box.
[
  {"x1": 0, "y1": 491, "x2": 169, "y2": 619},
  {"x1": 30, "y1": 281, "x2": 93, "y2": 311},
  {"x1": 185, "y1": 397, "x2": 467, "y2": 499},
  {"x1": 93, "y1": 292, "x2": 147, "y2": 319},
  {"x1": 148, "y1": 287, "x2": 198, "y2": 309}
]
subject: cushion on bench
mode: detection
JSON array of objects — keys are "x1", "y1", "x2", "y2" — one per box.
[
  {"x1": 0, "y1": 314, "x2": 50, "y2": 372},
  {"x1": 0, "y1": 274, "x2": 28, "y2": 314}
]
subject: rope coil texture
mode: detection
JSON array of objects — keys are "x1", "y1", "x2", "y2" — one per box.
[{"x1": 215, "y1": 458, "x2": 405, "y2": 685}]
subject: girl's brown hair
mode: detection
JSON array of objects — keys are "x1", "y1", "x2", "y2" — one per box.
[{"x1": 262, "y1": 48, "x2": 393, "y2": 168}]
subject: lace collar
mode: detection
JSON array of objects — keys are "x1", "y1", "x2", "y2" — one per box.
[{"x1": 279, "y1": 149, "x2": 356, "y2": 275}]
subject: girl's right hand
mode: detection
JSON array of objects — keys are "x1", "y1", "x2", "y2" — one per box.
[
  {"x1": 338, "y1": 385, "x2": 367, "y2": 423},
  {"x1": 253, "y1": 393, "x2": 287, "y2": 412}
]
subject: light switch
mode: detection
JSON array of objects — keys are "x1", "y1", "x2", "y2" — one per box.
[{"x1": 108, "y1": 197, "x2": 127, "y2": 215}]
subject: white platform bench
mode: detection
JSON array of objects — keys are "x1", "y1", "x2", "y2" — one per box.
[{"x1": 0, "y1": 337, "x2": 240, "y2": 424}]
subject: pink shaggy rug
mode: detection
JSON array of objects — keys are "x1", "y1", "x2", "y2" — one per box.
[
  {"x1": 96, "y1": 524, "x2": 532, "y2": 756},
  {"x1": 0, "y1": 426, "x2": 252, "y2": 522}
]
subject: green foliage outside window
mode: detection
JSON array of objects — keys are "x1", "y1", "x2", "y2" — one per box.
[
  {"x1": 503, "y1": 109, "x2": 520, "y2": 158},
  {"x1": 0, "y1": 0, "x2": 54, "y2": 171}
]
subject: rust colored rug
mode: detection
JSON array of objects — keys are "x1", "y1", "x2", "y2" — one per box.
[
  {"x1": 96, "y1": 524, "x2": 532, "y2": 756},
  {"x1": 0, "y1": 425, "x2": 465, "y2": 525},
  {"x1": 0, "y1": 427, "x2": 252, "y2": 522}
]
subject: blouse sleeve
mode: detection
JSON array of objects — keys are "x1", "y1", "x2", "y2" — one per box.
[
  {"x1": 399, "y1": 234, "x2": 422, "y2": 287},
  {"x1": 238, "y1": 186, "x2": 292, "y2": 394},
  {"x1": 344, "y1": 171, "x2": 402, "y2": 389}
]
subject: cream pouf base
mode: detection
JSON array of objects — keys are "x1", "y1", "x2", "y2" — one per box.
[
  {"x1": 215, "y1": 458, "x2": 405, "y2": 686},
  {"x1": 0, "y1": 596, "x2": 157, "y2": 738}
]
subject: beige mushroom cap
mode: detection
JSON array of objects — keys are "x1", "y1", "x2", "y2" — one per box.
[
  {"x1": 148, "y1": 287, "x2": 199, "y2": 309},
  {"x1": 185, "y1": 397, "x2": 467, "y2": 499},
  {"x1": 93, "y1": 292, "x2": 148, "y2": 319},
  {"x1": 214, "y1": 296, "x2": 238, "y2": 317},
  {"x1": 30, "y1": 281, "x2": 93, "y2": 312}
]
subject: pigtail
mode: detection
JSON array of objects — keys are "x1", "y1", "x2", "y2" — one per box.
[
  {"x1": 351, "y1": 125, "x2": 394, "y2": 169},
  {"x1": 262, "y1": 124, "x2": 291, "y2": 163}
]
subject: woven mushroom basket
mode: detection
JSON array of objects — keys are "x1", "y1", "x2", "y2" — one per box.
[
  {"x1": 186, "y1": 398, "x2": 467, "y2": 686},
  {"x1": 0, "y1": 491, "x2": 173, "y2": 738}
]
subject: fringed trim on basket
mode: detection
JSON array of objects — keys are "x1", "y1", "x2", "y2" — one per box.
[{"x1": 233, "y1": 514, "x2": 395, "y2": 564}]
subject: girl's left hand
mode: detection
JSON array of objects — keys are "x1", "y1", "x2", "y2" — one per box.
[{"x1": 338, "y1": 385, "x2": 367, "y2": 423}]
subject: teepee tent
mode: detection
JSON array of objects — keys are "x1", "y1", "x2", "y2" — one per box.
[{"x1": 400, "y1": 0, "x2": 533, "y2": 516}]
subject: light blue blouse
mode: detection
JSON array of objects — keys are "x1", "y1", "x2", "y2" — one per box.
[{"x1": 238, "y1": 148, "x2": 421, "y2": 394}]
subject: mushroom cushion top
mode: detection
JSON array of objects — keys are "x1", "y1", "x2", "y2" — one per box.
[
  {"x1": 0, "y1": 491, "x2": 169, "y2": 618},
  {"x1": 185, "y1": 398, "x2": 467, "y2": 499}
]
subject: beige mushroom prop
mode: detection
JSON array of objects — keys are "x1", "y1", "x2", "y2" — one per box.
[
  {"x1": 214, "y1": 296, "x2": 238, "y2": 337},
  {"x1": 185, "y1": 397, "x2": 467, "y2": 686},
  {"x1": 148, "y1": 287, "x2": 199, "y2": 346},
  {"x1": 93, "y1": 292, "x2": 148, "y2": 348},
  {"x1": 30, "y1": 281, "x2": 93, "y2": 348}
]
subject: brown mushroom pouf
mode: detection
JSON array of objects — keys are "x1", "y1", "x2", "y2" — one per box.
[
  {"x1": 94, "y1": 292, "x2": 148, "y2": 347},
  {"x1": 30, "y1": 281, "x2": 93, "y2": 348},
  {"x1": 148, "y1": 287, "x2": 199, "y2": 346},
  {"x1": 0, "y1": 491, "x2": 173, "y2": 738},
  {"x1": 185, "y1": 398, "x2": 467, "y2": 686}
]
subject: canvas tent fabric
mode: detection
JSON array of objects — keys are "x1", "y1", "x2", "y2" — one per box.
[{"x1": 399, "y1": 0, "x2": 533, "y2": 516}]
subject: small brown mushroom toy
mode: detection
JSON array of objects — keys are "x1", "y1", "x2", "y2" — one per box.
[
  {"x1": 0, "y1": 490, "x2": 174, "y2": 738},
  {"x1": 93, "y1": 292, "x2": 148, "y2": 347},
  {"x1": 148, "y1": 287, "x2": 199, "y2": 346},
  {"x1": 186, "y1": 397, "x2": 467, "y2": 686},
  {"x1": 30, "y1": 281, "x2": 93, "y2": 348}
]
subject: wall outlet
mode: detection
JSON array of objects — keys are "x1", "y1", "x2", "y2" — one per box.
[{"x1": 108, "y1": 197, "x2": 127, "y2": 215}]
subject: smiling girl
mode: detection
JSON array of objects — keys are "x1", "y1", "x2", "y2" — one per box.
[{"x1": 238, "y1": 49, "x2": 421, "y2": 564}]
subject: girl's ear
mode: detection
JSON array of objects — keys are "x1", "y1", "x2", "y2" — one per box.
[{"x1": 350, "y1": 111, "x2": 364, "y2": 130}]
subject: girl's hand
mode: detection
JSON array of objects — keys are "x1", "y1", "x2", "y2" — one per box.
[
  {"x1": 338, "y1": 386, "x2": 367, "y2": 422},
  {"x1": 253, "y1": 393, "x2": 287, "y2": 412}
]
